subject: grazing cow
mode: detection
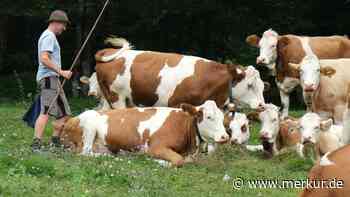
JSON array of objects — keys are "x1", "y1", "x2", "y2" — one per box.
[
  {"x1": 300, "y1": 145, "x2": 350, "y2": 197},
  {"x1": 288, "y1": 56, "x2": 350, "y2": 123},
  {"x1": 246, "y1": 29, "x2": 350, "y2": 118},
  {"x1": 60, "y1": 100, "x2": 229, "y2": 167},
  {"x1": 251, "y1": 104, "x2": 303, "y2": 157},
  {"x1": 80, "y1": 38, "x2": 267, "y2": 111},
  {"x1": 299, "y1": 112, "x2": 343, "y2": 162}
]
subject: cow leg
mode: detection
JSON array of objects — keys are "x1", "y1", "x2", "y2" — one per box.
[
  {"x1": 279, "y1": 90, "x2": 290, "y2": 119},
  {"x1": 148, "y1": 146, "x2": 185, "y2": 167},
  {"x1": 81, "y1": 128, "x2": 97, "y2": 155}
]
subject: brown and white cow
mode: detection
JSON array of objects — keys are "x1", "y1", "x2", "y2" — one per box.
[
  {"x1": 81, "y1": 38, "x2": 267, "y2": 111},
  {"x1": 300, "y1": 145, "x2": 350, "y2": 197},
  {"x1": 60, "y1": 100, "x2": 229, "y2": 167},
  {"x1": 246, "y1": 29, "x2": 350, "y2": 118},
  {"x1": 298, "y1": 112, "x2": 344, "y2": 162},
  {"x1": 249, "y1": 104, "x2": 303, "y2": 157},
  {"x1": 288, "y1": 56, "x2": 350, "y2": 124}
]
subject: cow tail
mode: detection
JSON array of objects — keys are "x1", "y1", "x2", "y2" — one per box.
[{"x1": 95, "y1": 37, "x2": 132, "y2": 63}]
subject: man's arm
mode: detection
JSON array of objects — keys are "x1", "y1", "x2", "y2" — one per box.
[{"x1": 40, "y1": 51, "x2": 72, "y2": 79}]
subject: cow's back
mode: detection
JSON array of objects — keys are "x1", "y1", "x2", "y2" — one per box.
[
  {"x1": 103, "y1": 107, "x2": 197, "y2": 154},
  {"x1": 312, "y1": 59, "x2": 350, "y2": 122},
  {"x1": 278, "y1": 35, "x2": 350, "y2": 80}
]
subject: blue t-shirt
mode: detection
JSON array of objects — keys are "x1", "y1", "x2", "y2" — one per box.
[{"x1": 36, "y1": 29, "x2": 61, "y2": 82}]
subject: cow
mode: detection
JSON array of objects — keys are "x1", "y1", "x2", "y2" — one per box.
[
  {"x1": 246, "y1": 29, "x2": 350, "y2": 118},
  {"x1": 223, "y1": 105, "x2": 250, "y2": 145},
  {"x1": 288, "y1": 56, "x2": 350, "y2": 124},
  {"x1": 300, "y1": 145, "x2": 350, "y2": 197},
  {"x1": 299, "y1": 112, "x2": 343, "y2": 162},
  {"x1": 80, "y1": 38, "x2": 267, "y2": 111},
  {"x1": 249, "y1": 104, "x2": 303, "y2": 157},
  {"x1": 60, "y1": 100, "x2": 230, "y2": 167}
]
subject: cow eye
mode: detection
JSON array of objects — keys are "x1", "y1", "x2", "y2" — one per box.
[
  {"x1": 247, "y1": 83, "x2": 253, "y2": 89},
  {"x1": 241, "y1": 125, "x2": 247, "y2": 133},
  {"x1": 272, "y1": 118, "x2": 277, "y2": 122},
  {"x1": 207, "y1": 116, "x2": 212, "y2": 120},
  {"x1": 315, "y1": 126, "x2": 320, "y2": 130},
  {"x1": 271, "y1": 44, "x2": 276, "y2": 48}
]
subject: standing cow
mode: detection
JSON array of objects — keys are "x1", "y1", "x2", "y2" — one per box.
[
  {"x1": 80, "y1": 38, "x2": 267, "y2": 111},
  {"x1": 60, "y1": 100, "x2": 229, "y2": 167},
  {"x1": 246, "y1": 29, "x2": 350, "y2": 118},
  {"x1": 288, "y1": 56, "x2": 350, "y2": 123}
]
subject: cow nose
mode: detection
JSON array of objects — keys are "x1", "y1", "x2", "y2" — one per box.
[
  {"x1": 304, "y1": 84, "x2": 315, "y2": 92},
  {"x1": 257, "y1": 103, "x2": 264, "y2": 109},
  {"x1": 260, "y1": 132, "x2": 269, "y2": 139},
  {"x1": 256, "y1": 57, "x2": 265, "y2": 65},
  {"x1": 219, "y1": 134, "x2": 230, "y2": 143},
  {"x1": 303, "y1": 136, "x2": 312, "y2": 144},
  {"x1": 88, "y1": 92, "x2": 97, "y2": 96}
]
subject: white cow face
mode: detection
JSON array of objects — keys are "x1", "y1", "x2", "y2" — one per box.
[
  {"x1": 232, "y1": 66, "x2": 265, "y2": 109},
  {"x1": 299, "y1": 113, "x2": 333, "y2": 144},
  {"x1": 80, "y1": 72, "x2": 102, "y2": 98},
  {"x1": 257, "y1": 29, "x2": 279, "y2": 69},
  {"x1": 196, "y1": 100, "x2": 229, "y2": 143},
  {"x1": 258, "y1": 104, "x2": 280, "y2": 143},
  {"x1": 229, "y1": 112, "x2": 250, "y2": 145},
  {"x1": 289, "y1": 55, "x2": 321, "y2": 93}
]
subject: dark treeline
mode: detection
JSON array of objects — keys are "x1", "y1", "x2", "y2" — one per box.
[{"x1": 0, "y1": 0, "x2": 349, "y2": 103}]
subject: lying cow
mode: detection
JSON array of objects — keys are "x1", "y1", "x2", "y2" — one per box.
[
  {"x1": 288, "y1": 56, "x2": 350, "y2": 123},
  {"x1": 60, "y1": 100, "x2": 229, "y2": 167},
  {"x1": 223, "y1": 104, "x2": 250, "y2": 145},
  {"x1": 246, "y1": 29, "x2": 350, "y2": 118},
  {"x1": 249, "y1": 104, "x2": 303, "y2": 157},
  {"x1": 299, "y1": 112, "x2": 343, "y2": 162},
  {"x1": 81, "y1": 38, "x2": 267, "y2": 111},
  {"x1": 300, "y1": 145, "x2": 350, "y2": 197}
]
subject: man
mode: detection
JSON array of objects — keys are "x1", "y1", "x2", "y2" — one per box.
[{"x1": 31, "y1": 10, "x2": 72, "y2": 152}]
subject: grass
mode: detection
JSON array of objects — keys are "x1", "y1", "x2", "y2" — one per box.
[{"x1": 0, "y1": 98, "x2": 312, "y2": 197}]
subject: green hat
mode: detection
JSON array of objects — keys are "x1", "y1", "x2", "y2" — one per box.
[{"x1": 48, "y1": 10, "x2": 70, "y2": 24}]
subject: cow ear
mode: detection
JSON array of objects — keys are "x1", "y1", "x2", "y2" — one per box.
[
  {"x1": 247, "y1": 111, "x2": 260, "y2": 122},
  {"x1": 320, "y1": 66, "x2": 336, "y2": 77},
  {"x1": 278, "y1": 36, "x2": 290, "y2": 49},
  {"x1": 180, "y1": 103, "x2": 203, "y2": 121},
  {"x1": 246, "y1": 34, "x2": 260, "y2": 47},
  {"x1": 80, "y1": 76, "x2": 90, "y2": 84},
  {"x1": 288, "y1": 63, "x2": 301, "y2": 78},
  {"x1": 263, "y1": 81, "x2": 271, "y2": 92},
  {"x1": 320, "y1": 119, "x2": 333, "y2": 131}
]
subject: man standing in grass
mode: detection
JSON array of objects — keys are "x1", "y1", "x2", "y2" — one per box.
[{"x1": 31, "y1": 10, "x2": 72, "y2": 152}]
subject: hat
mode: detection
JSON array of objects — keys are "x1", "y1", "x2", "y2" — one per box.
[{"x1": 48, "y1": 10, "x2": 70, "y2": 24}]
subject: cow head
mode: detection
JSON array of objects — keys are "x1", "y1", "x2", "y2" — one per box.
[
  {"x1": 60, "y1": 117, "x2": 83, "y2": 152},
  {"x1": 299, "y1": 112, "x2": 333, "y2": 144},
  {"x1": 258, "y1": 104, "x2": 281, "y2": 144},
  {"x1": 229, "y1": 112, "x2": 250, "y2": 145},
  {"x1": 181, "y1": 100, "x2": 229, "y2": 143},
  {"x1": 246, "y1": 29, "x2": 279, "y2": 69},
  {"x1": 80, "y1": 72, "x2": 102, "y2": 98},
  {"x1": 289, "y1": 55, "x2": 336, "y2": 96},
  {"x1": 231, "y1": 66, "x2": 267, "y2": 109}
]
